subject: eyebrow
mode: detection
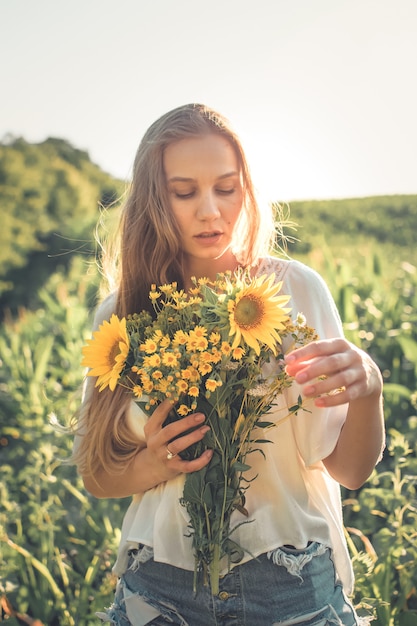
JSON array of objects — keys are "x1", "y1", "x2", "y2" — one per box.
[{"x1": 167, "y1": 171, "x2": 240, "y2": 183}]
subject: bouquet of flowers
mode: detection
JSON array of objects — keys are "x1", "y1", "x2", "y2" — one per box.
[{"x1": 81, "y1": 269, "x2": 317, "y2": 594}]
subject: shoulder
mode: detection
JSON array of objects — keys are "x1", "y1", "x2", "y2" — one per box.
[
  {"x1": 283, "y1": 258, "x2": 331, "y2": 293},
  {"x1": 92, "y1": 292, "x2": 118, "y2": 330},
  {"x1": 259, "y1": 256, "x2": 343, "y2": 336},
  {"x1": 258, "y1": 256, "x2": 327, "y2": 291}
]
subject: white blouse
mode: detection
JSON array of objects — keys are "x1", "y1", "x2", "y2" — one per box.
[{"x1": 81, "y1": 257, "x2": 354, "y2": 594}]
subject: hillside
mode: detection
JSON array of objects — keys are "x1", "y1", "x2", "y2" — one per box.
[
  {"x1": 283, "y1": 195, "x2": 417, "y2": 258},
  {"x1": 0, "y1": 136, "x2": 124, "y2": 311},
  {"x1": 1, "y1": 135, "x2": 416, "y2": 313}
]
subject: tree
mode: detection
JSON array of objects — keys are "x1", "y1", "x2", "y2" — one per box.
[{"x1": 0, "y1": 137, "x2": 124, "y2": 312}]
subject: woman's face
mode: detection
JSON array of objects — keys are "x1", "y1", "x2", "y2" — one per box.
[{"x1": 163, "y1": 133, "x2": 244, "y2": 278}]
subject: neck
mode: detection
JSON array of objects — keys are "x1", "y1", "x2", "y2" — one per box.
[{"x1": 183, "y1": 251, "x2": 241, "y2": 290}]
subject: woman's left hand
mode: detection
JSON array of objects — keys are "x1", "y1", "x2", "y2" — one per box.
[{"x1": 284, "y1": 338, "x2": 383, "y2": 408}]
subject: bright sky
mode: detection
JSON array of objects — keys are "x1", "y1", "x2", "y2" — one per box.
[{"x1": 1, "y1": 0, "x2": 416, "y2": 201}]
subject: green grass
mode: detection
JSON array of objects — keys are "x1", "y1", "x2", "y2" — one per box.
[{"x1": 1, "y1": 241, "x2": 417, "y2": 624}]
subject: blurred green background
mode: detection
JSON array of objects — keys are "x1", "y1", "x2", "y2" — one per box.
[{"x1": 0, "y1": 137, "x2": 416, "y2": 625}]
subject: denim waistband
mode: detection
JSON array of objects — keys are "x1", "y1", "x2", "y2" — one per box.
[{"x1": 97, "y1": 543, "x2": 366, "y2": 626}]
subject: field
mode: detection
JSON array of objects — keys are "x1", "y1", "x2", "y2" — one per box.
[{"x1": 1, "y1": 166, "x2": 416, "y2": 624}]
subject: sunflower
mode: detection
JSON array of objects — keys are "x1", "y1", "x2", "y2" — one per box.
[
  {"x1": 228, "y1": 274, "x2": 291, "y2": 355},
  {"x1": 81, "y1": 314, "x2": 129, "y2": 391}
]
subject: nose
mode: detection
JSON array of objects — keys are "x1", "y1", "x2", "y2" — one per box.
[{"x1": 197, "y1": 190, "x2": 221, "y2": 220}]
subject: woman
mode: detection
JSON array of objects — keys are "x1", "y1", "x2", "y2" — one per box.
[{"x1": 74, "y1": 103, "x2": 384, "y2": 625}]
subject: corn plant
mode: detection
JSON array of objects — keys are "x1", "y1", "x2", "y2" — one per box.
[
  {"x1": 345, "y1": 429, "x2": 417, "y2": 625},
  {"x1": 0, "y1": 259, "x2": 124, "y2": 624},
  {"x1": 1, "y1": 249, "x2": 417, "y2": 624},
  {"x1": 298, "y1": 246, "x2": 417, "y2": 624}
]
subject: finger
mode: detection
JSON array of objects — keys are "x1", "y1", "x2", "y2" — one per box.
[
  {"x1": 163, "y1": 447, "x2": 213, "y2": 473},
  {"x1": 162, "y1": 412, "x2": 206, "y2": 442},
  {"x1": 166, "y1": 424, "x2": 210, "y2": 456},
  {"x1": 314, "y1": 387, "x2": 351, "y2": 408},
  {"x1": 302, "y1": 370, "x2": 357, "y2": 398},
  {"x1": 285, "y1": 338, "x2": 349, "y2": 372},
  {"x1": 181, "y1": 449, "x2": 213, "y2": 473},
  {"x1": 145, "y1": 399, "x2": 175, "y2": 434},
  {"x1": 293, "y1": 351, "x2": 354, "y2": 386},
  {"x1": 313, "y1": 375, "x2": 372, "y2": 407}
]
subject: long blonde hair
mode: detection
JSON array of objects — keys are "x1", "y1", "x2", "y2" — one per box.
[{"x1": 74, "y1": 103, "x2": 276, "y2": 478}]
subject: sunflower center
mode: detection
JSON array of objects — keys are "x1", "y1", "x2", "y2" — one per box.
[
  {"x1": 108, "y1": 341, "x2": 121, "y2": 366},
  {"x1": 234, "y1": 295, "x2": 264, "y2": 329}
]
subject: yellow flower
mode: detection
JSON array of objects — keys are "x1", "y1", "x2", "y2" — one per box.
[
  {"x1": 162, "y1": 352, "x2": 179, "y2": 367},
  {"x1": 173, "y1": 330, "x2": 188, "y2": 346},
  {"x1": 157, "y1": 379, "x2": 170, "y2": 393},
  {"x1": 196, "y1": 337, "x2": 209, "y2": 351},
  {"x1": 176, "y1": 380, "x2": 189, "y2": 394},
  {"x1": 228, "y1": 274, "x2": 291, "y2": 355},
  {"x1": 190, "y1": 355, "x2": 200, "y2": 369},
  {"x1": 81, "y1": 314, "x2": 129, "y2": 392},
  {"x1": 189, "y1": 286, "x2": 202, "y2": 296},
  {"x1": 132, "y1": 385, "x2": 144, "y2": 398},
  {"x1": 210, "y1": 349, "x2": 222, "y2": 363},
  {"x1": 144, "y1": 354, "x2": 161, "y2": 368},
  {"x1": 205, "y1": 378, "x2": 222, "y2": 392},
  {"x1": 221, "y1": 341, "x2": 232, "y2": 355},
  {"x1": 198, "y1": 362, "x2": 213, "y2": 375},
  {"x1": 142, "y1": 379, "x2": 154, "y2": 394},
  {"x1": 173, "y1": 300, "x2": 190, "y2": 310},
  {"x1": 209, "y1": 331, "x2": 221, "y2": 345},
  {"x1": 141, "y1": 339, "x2": 158, "y2": 354},
  {"x1": 232, "y1": 347, "x2": 245, "y2": 360},
  {"x1": 188, "y1": 367, "x2": 200, "y2": 382},
  {"x1": 188, "y1": 385, "x2": 200, "y2": 397},
  {"x1": 177, "y1": 404, "x2": 191, "y2": 416},
  {"x1": 188, "y1": 326, "x2": 209, "y2": 352},
  {"x1": 160, "y1": 335, "x2": 171, "y2": 348},
  {"x1": 172, "y1": 289, "x2": 186, "y2": 302},
  {"x1": 159, "y1": 283, "x2": 175, "y2": 295}
]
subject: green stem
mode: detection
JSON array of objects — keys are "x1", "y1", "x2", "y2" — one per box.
[
  {"x1": 210, "y1": 542, "x2": 221, "y2": 596},
  {"x1": 211, "y1": 451, "x2": 230, "y2": 595}
]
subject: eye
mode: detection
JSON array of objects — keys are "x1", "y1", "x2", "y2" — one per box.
[
  {"x1": 216, "y1": 188, "x2": 235, "y2": 195},
  {"x1": 173, "y1": 190, "x2": 195, "y2": 199}
]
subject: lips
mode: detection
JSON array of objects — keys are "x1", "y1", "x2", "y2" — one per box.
[{"x1": 195, "y1": 231, "x2": 222, "y2": 239}]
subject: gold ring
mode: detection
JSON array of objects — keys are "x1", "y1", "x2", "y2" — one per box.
[{"x1": 166, "y1": 446, "x2": 177, "y2": 460}]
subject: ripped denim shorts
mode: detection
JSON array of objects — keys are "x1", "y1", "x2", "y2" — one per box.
[{"x1": 97, "y1": 542, "x2": 369, "y2": 626}]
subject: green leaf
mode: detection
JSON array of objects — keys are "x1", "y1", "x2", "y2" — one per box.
[
  {"x1": 255, "y1": 420, "x2": 275, "y2": 429},
  {"x1": 383, "y1": 384, "x2": 412, "y2": 399},
  {"x1": 252, "y1": 438, "x2": 272, "y2": 445},
  {"x1": 398, "y1": 611, "x2": 417, "y2": 626},
  {"x1": 232, "y1": 461, "x2": 251, "y2": 472},
  {"x1": 397, "y1": 335, "x2": 417, "y2": 366}
]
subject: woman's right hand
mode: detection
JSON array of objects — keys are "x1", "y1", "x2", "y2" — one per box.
[
  {"x1": 142, "y1": 399, "x2": 213, "y2": 484},
  {"x1": 83, "y1": 400, "x2": 212, "y2": 498}
]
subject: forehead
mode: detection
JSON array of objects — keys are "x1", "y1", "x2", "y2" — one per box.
[{"x1": 163, "y1": 134, "x2": 239, "y2": 179}]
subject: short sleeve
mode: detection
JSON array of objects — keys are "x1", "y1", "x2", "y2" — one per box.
[
  {"x1": 125, "y1": 401, "x2": 147, "y2": 443},
  {"x1": 281, "y1": 260, "x2": 348, "y2": 466}
]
